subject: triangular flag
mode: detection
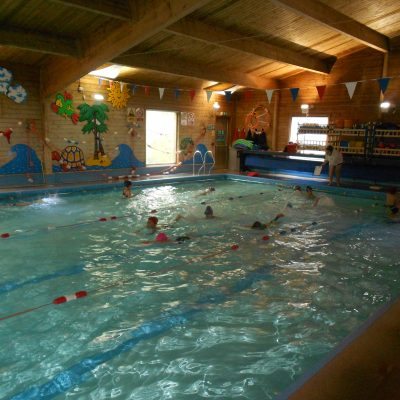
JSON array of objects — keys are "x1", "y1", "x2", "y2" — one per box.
[
  {"x1": 244, "y1": 90, "x2": 252, "y2": 101},
  {"x1": 159, "y1": 87, "x2": 165, "y2": 100},
  {"x1": 98, "y1": 78, "x2": 102, "y2": 86},
  {"x1": 189, "y1": 89, "x2": 196, "y2": 101},
  {"x1": 144, "y1": 86, "x2": 150, "y2": 96},
  {"x1": 265, "y1": 89, "x2": 274, "y2": 103},
  {"x1": 120, "y1": 82, "x2": 125, "y2": 91},
  {"x1": 174, "y1": 89, "x2": 180, "y2": 99},
  {"x1": 378, "y1": 77, "x2": 390, "y2": 94},
  {"x1": 316, "y1": 85, "x2": 326, "y2": 100},
  {"x1": 345, "y1": 81, "x2": 357, "y2": 99},
  {"x1": 224, "y1": 91, "x2": 232, "y2": 102},
  {"x1": 290, "y1": 87, "x2": 299, "y2": 102},
  {"x1": 132, "y1": 85, "x2": 137, "y2": 95},
  {"x1": 206, "y1": 91, "x2": 212, "y2": 103}
]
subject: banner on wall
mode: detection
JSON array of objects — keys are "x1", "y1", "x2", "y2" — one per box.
[{"x1": 187, "y1": 112, "x2": 195, "y2": 126}]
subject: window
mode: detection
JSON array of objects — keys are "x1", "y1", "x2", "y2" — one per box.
[
  {"x1": 290, "y1": 116, "x2": 329, "y2": 155},
  {"x1": 146, "y1": 110, "x2": 177, "y2": 165}
]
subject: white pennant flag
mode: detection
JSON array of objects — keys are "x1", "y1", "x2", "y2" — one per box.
[
  {"x1": 265, "y1": 89, "x2": 274, "y2": 103},
  {"x1": 345, "y1": 81, "x2": 357, "y2": 99},
  {"x1": 159, "y1": 87, "x2": 165, "y2": 100}
]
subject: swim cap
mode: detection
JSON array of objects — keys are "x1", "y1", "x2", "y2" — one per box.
[
  {"x1": 204, "y1": 206, "x2": 214, "y2": 216},
  {"x1": 306, "y1": 186, "x2": 312, "y2": 192},
  {"x1": 252, "y1": 221, "x2": 264, "y2": 229},
  {"x1": 156, "y1": 232, "x2": 168, "y2": 242},
  {"x1": 148, "y1": 216, "x2": 158, "y2": 225}
]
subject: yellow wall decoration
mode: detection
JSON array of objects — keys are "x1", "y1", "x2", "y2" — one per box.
[{"x1": 107, "y1": 82, "x2": 130, "y2": 109}]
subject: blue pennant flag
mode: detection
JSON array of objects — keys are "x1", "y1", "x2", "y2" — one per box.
[
  {"x1": 378, "y1": 77, "x2": 390, "y2": 94},
  {"x1": 174, "y1": 89, "x2": 180, "y2": 99},
  {"x1": 290, "y1": 87, "x2": 299, "y2": 102},
  {"x1": 224, "y1": 91, "x2": 232, "y2": 102}
]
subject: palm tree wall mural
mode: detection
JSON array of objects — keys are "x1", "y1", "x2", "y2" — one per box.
[{"x1": 77, "y1": 102, "x2": 111, "y2": 167}]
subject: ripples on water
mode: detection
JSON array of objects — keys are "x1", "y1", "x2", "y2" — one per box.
[{"x1": 0, "y1": 181, "x2": 399, "y2": 399}]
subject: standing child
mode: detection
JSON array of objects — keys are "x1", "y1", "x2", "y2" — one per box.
[{"x1": 123, "y1": 177, "x2": 132, "y2": 198}]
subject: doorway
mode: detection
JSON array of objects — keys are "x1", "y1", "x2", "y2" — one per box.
[{"x1": 146, "y1": 110, "x2": 177, "y2": 165}]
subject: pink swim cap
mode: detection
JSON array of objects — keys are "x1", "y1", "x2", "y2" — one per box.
[{"x1": 156, "y1": 232, "x2": 168, "y2": 242}]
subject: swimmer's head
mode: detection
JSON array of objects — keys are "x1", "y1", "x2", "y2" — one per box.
[
  {"x1": 251, "y1": 221, "x2": 264, "y2": 229},
  {"x1": 204, "y1": 206, "x2": 214, "y2": 218},
  {"x1": 156, "y1": 232, "x2": 168, "y2": 242},
  {"x1": 209, "y1": 187, "x2": 215, "y2": 192},
  {"x1": 306, "y1": 186, "x2": 313, "y2": 193},
  {"x1": 294, "y1": 185, "x2": 301, "y2": 191},
  {"x1": 147, "y1": 216, "x2": 158, "y2": 228},
  {"x1": 126, "y1": 181, "x2": 132, "y2": 187}
]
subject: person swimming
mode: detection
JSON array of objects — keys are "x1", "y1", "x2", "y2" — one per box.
[
  {"x1": 204, "y1": 205, "x2": 215, "y2": 218},
  {"x1": 123, "y1": 179, "x2": 132, "y2": 198},
  {"x1": 146, "y1": 216, "x2": 159, "y2": 232},
  {"x1": 197, "y1": 187, "x2": 216, "y2": 196}
]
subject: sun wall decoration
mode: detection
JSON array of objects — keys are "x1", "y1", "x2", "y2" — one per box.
[{"x1": 107, "y1": 82, "x2": 130, "y2": 109}]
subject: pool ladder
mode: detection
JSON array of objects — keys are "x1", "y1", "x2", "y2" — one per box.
[{"x1": 193, "y1": 150, "x2": 215, "y2": 175}]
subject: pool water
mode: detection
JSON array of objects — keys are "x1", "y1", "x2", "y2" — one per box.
[{"x1": 0, "y1": 179, "x2": 399, "y2": 400}]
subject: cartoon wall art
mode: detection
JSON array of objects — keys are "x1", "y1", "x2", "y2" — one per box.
[
  {"x1": 78, "y1": 102, "x2": 111, "y2": 167},
  {"x1": 52, "y1": 145, "x2": 86, "y2": 171},
  {"x1": 0, "y1": 128, "x2": 13, "y2": 144},
  {"x1": 0, "y1": 67, "x2": 27, "y2": 103},
  {"x1": 127, "y1": 107, "x2": 144, "y2": 127},
  {"x1": 51, "y1": 91, "x2": 80, "y2": 124},
  {"x1": 108, "y1": 82, "x2": 130, "y2": 109}
]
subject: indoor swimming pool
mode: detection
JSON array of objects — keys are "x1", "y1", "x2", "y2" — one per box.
[{"x1": 0, "y1": 177, "x2": 399, "y2": 399}]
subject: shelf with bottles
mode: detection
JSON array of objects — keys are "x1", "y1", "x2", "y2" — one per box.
[
  {"x1": 297, "y1": 124, "x2": 329, "y2": 135},
  {"x1": 297, "y1": 140, "x2": 326, "y2": 151},
  {"x1": 373, "y1": 129, "x2": 400, "y2": 157},
  {"x1": 332, "y1": 128, "x2": 367, "y2": 137}
]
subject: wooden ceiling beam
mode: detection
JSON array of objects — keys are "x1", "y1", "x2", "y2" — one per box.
[
  {"x1": 48, "y1": 0, "x2": 132, "y2": 21},
  {"x1": 270, "y1": 0, "x2": 389, "y2": 53},
  {"x1": 40, "y1": 0, "x2": 213, "y2": 98},
  {"x1": 166, "y1": 18, "x2": 335, "y2": 74},
  {"x1": 0, "y1": 27, "x2": 80, "y2": 57},
  {"x1": 113, "y1": 54, "x2": 280, "y2": 89}
]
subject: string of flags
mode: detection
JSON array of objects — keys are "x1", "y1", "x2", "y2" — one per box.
[{"x1": 95, "y1": 74, "x2": 397, "y2": 104}]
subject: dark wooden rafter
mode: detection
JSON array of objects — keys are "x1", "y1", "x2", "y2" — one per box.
[
  {"x1": 40, "y1": 0, "x2": 214, "y2": 98},
  {"x1": 270, "y1": 0, "x2": 389, "y2": 53},
  {"x1": 48, "y1": 0, "x2": 132, "y2": 21},
  {"x1": 166, "y1": 18, "x2": 335, "y2": 74},
  {"x1": 113, "y1": 53, "x2": 280, "y2": 89},
  {"x1": 0, "y1": 27, "x2": 80, "y2": 58}
]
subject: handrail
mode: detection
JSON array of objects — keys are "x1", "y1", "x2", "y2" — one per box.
[
  {"x1": 204, "y1": 151, "x2": 215, "y2": 175},
  {"x1": 192, "y1": 150, "x2": 203, "y2": 176}
]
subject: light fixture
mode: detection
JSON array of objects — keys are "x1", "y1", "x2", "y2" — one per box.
[
  {"x1": 301, "y1": 104, "x2": 310, "y2": 113},
  {"x1": 380, "y1": 101, "x2": 391, "y2": 111},
  {"x1": 93, "y1": 93, "x2": 104, "y2": 101},
  {"x1": 213, "y1": 101, "x2": 220, "y2": 110},
  {"x1": 89, "y1": 65, "x2": 122, "y2": 79}
]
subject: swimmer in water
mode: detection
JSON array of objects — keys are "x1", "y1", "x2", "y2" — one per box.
[
  {"x1": 123, "y1": 179, "x2": 132, "y2": 198},
  {"x1": 197, "y1": 187, "x2": 216, "y2": 196},
  {"x1": 204, "y1": 205, "x2": 215, "y2": 219}
]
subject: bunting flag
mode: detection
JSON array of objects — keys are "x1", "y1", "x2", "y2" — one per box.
[
  {"x1": 244, "y1": 90, "x2": 252, "y2": 101},
  {"x1": 189, "y1": 89, "x2": 196, "y2": 101},
  {"x1": 290, "y1": 87, "x2": 299, "y2": 102},
  {"x1": 98, "y1": 78, "x2": 103, "y2": 86},
  {"x1": 144, "y1": 86, "x2": 150, "y2": 96},
  {"x1": 120, "y1": 82, "x2": 125, "y2": 92},
  {"x1": 131, "y1": 85, "x2": 137, "y2": 95},
  {"x1": 159, "y1": 87, "x2": 165, "y2": 100},
  {"x1": 378, "y1": 77, "x2": 390, "y2": 94},
  {"x1": 265, "y1": 89, "x2": 274, "y2": 103},
  {"x1": 174, "y1": 89, "x2": 180, "y2": 99},
  {"x1": 345, "y1": 81, "x2": 357, "y2": 99},
  {"x1": 316, "y1": 85, "x2": 326, "y2": 100},
  {"x1": 224, "y1": 91, "x2": 232, "y2": 102},
  {"x1": 206, "y1": 91, "x2": 212, "y2": 103}
]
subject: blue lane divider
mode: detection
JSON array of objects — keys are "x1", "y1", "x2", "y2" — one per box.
[
  {"x1": 0, "y1": 265, "x2": 85, "y2": 295},
  {"x1": 9, "y1": 266, "x2": 272, "y2": 400}
]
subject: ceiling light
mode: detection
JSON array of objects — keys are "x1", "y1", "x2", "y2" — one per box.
[
  {"x1": 93, "y1": 93, "x2": 104, "y2": 101},
  {"x1": 300, "y1": 104, "x2": 310, "y2": 111},
  {"x1": 89, "y1": 65, "x2": 122, "y2": 79},
  {"x1": 380, "y1": 101, "x2": 391, "y2": 109}
]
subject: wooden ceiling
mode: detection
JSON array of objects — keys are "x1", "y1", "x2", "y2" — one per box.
[{"x1": 1, "y1": 0, "x2": 400, "y2": 96}]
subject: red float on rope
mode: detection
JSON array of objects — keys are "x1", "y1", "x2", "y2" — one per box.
[
  {"x1": 262, "y1": 235, "x2": 270, "y2": 241},
  {"x1": 231, "y1": 244, "x2": 239, "y2": 251},
  {"x1": 52, "y1": 290, "x2": 88, "y2": 305},
  {"x1": 110, "y1": 216, "x2": 117, "y2": 220},
  {"x1": 99, "y1": 217, "x2": 107, "y2": 222},
  {"x1": 1, "y1": 233, "x2": 10, "y2": 238}
]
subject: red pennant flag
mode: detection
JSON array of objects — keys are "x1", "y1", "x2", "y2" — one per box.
[
  {"x1": 189, "y1": 89, "x2": 196, "y2": 101},
  {"x1": 316, "y1": 85, "x2": 326, "y2": 100},
  {"x1": 144, "y1": 86, "x2": 150, "y2": 96}
]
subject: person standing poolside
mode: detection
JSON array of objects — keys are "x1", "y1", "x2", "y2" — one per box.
[{"x1": 321, "y1": 145, "x2": 343, "y2": 186}]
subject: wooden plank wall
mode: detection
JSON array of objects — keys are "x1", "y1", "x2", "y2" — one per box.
[
  {"x1": 42, "y1": 76, "x2": 231, "y2": 172},
  {"x1": 234, "y1": 48, "x2": 400, "y2": 151},
  {"x1": 0, "y1": 63, "x2": 43, "y2": 170}
]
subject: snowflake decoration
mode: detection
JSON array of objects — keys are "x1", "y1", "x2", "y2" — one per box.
[
  {"x1": 0, "y1": 67, "x2": 12, "y2": 82},
  {"x1": 7, "y1": 84, "x2": 27, "y2": 103},
  {"x1": 107, "y1": 82, "x2": 130, "y2": 109}
]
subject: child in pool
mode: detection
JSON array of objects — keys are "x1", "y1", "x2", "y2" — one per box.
[
  {"x1": 386, "y1": 187, "x2": 400, "y2": 217},
  {"x1": 123, "y1": 179, "x2": 132, "y2": 198}
]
